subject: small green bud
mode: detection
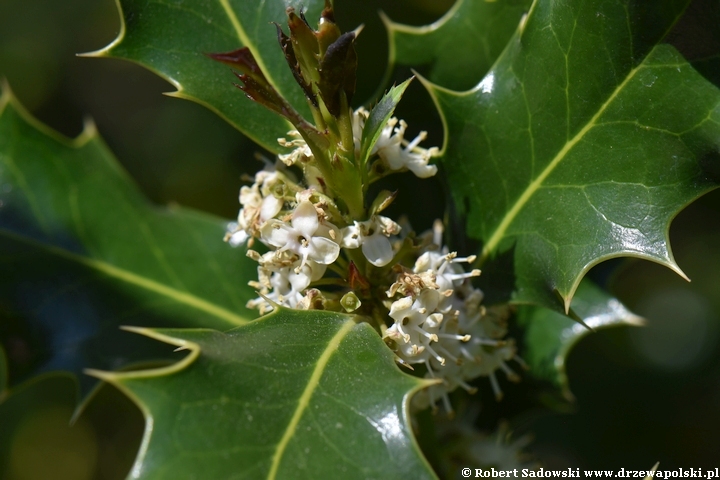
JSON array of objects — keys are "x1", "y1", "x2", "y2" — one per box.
[
  {"x1": 340, "y1": 291, "x2": 362, "y2": 313},
  {"x1": 370, "y1": 190, "x2": 397, "y2": 215}
]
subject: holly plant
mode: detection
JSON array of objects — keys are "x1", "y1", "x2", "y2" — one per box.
[{"x1": 1, "y1": 0, "x2": 719, "y2": 478}]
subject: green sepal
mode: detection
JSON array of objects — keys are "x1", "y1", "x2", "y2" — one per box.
[{"x1": 359, "y1": 78, "x2": 413, "y2": 167}]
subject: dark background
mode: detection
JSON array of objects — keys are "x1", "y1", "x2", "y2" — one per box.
[{"x1": 1, "y1": 0, "x2": 719, "y2": 478}]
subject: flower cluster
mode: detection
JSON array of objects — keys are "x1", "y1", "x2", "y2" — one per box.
[
  {"x1": 434, "y1": 406, "x2": 539, "y2": 473},
  {"x1": 276, "y1": 107, "x2": 439, "y2": 181},
  {"x1": 224, "y1": 163, "x2": 338, "y2": 314},
  {"x1": 384, "y1": 222, "x2": 524, "y2": 413},
  {"x1": 351, "y1": 107, "x2": 439, "y2": 179},
  {"x1": 225, "y1": 114, "x2": 431, "y2": 313},
  {"x1": 217, "y1": 3, "x2": 521, "y2": 414}
]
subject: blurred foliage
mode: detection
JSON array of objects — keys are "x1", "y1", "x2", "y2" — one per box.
[
  {"x1": 1, "y1": 0, "x2": 720, "y2": 477},
  {"x1": 0, "y1": 374, "x2": 142, "y2": 480}
]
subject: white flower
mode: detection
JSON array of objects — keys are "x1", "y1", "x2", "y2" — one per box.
[
  {"x1": 247, "y1": 258, "x2": 327, "y2": 314},
  {"x1": 373, "y1": 118, "x2": 439, "y2": 178},
  {"x1": 226, "y1": 222, "x2": 250, "y2": 247},
  {"x1": 351, "y1": 107, "x2": 370, "y2": 156},
  {"x1": 225, "y1": 164, "x2": 284, "y2": 247},
  {"x1": 384, "y1": 220, "x2": 524, "y2": 414},
  {"x1": 277, "y1": 131, "x2": 312, "y2": 166},
  {"x1": 260, "y1": 200, "x2": 340, "y2": 268},
  {"x1": 341, "y1": 215, "x2": 401, "y2": 267},
  {"x1": 384, "y1": 294, "x2": 444, "y2": 364},
  {"x1": 303, "y1": 165, "x2": 326, "y2": 193}
]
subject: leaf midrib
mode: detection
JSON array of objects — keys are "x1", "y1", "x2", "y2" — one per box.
[
  {"x1": 0, "y1": 229, "x2": 249, "y2": 326},
  {"x1": 267, "y1": 319, "x2": 356, "y2": 480},
  {"x1": 478, "y1": 59, "x2": 643, "y2": 264},
  {"x1": 218, "y1": 0, "x2": 284, "y2": 95}
]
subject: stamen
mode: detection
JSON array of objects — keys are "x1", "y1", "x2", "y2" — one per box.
[
  {"x1": 411, "y1": 325, "x2": 438, "y2": 342},
  {"x1": 405, "y1": 131, "x2": 427, "y2": 150},
  {"x1": 447, "y1": 270, "x2": 481, "y2": 281},
  {"x1": 425, "y1": 360, "x2": 436, "y2": 377},
  {"x1": 438, "y1": 333, "x2": 471, "y2": 342},
  {"x1": 440, "y1": 393, "x2": 453, "y2": 416},
  {"x1": 435, "y1": 344, "x2": 459, "y2": 364},
  {"x1": 459, "y1": 346, "x2": 478, "y2": 362},
  {"x1": 395, "y1": 324, "x2": 411, "y2": 343},
  {"x1": 500, "y1": 362, "x2": 520, "y2": 382},
  {"x1": 489, "y1": 372, "x2": 503, "y2": 401},
  {"x1": 458, "y1": 380, "x2": 477, "y2": 394},
  {"x1": 513, "y1": 355, "x2": 530, "y2": 370},
  {"x1": 425, "y1": 344, "x2": 446, "y2": 366}
]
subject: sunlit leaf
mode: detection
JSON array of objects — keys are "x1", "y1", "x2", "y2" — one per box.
[
  {"x1": 0, "y1": 86, "x2": 256, "y2": 391},
  {"x1": 424, "y1": 0, "x2": 720, "y2": 312},
  {"x1": 93, "y1": 308, "x2": 437, "y2": 479},
  {"x1": 88, "y1": 0, "x2": 327, "y2": 152},
  {"x1": 384, "y1": 0, "x2": 531, "y2": 91},
  {"x1": 518, "y1": 279, "x2": 644, "y2": 399}
]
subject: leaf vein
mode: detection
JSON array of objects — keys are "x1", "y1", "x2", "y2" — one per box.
[
  {"x1": 0, "y1": 229, "x2": 248, "y2": 325},
  {"x1": 479, "y1": 56, "x2": 645, "y2": 263},
  {"x1": 267, "y1": 319, "x2": 356, "y2": 480},
  {"x1": 218, "y1": 0, "x2": 281, "y2": 95}
]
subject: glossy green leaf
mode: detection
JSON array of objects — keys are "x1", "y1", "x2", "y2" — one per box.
[
  {"x1": 425, "y1": 0, "x2": 720, "y2": 312},
  {"x1": 360, "y1": 77, "x2": 412, "y2": 164},
  {"x1": 93, "y1": 308, "x2": 437, "y2": 479},
  {"x1": 384, "y1": 0, "x2": 531, "y2": 91},
  {"x1": 517, "y1": 280, "x2": 644, "y2": 399},
  {"x1": 89, "y1": 0, "x2": 327, "y2": 153},
  {"x1": 0, "y1": 86, "x2": 257, "y2": 391}
]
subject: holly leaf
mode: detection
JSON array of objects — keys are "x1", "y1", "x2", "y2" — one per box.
[
  {"x1": 91, "y1": 308, "x2": 437, "y2": 479},
  {"x1": 517, "y1": 279, "x2": 644, "y2": 399},
  {"x1": 86, "y1": 0, "x2": 327, "y2": 153},
  {"x1": 424, "y1": 0, "x2": 720, "y2": 312},
  {"x1": 384, "y1": 0, "x2": 531, "y2": 91},
  {"x1": 0, "y1": 85, "x2": 256, "y2": 392}
]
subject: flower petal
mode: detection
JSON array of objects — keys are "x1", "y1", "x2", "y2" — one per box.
[
  {"x1": 260, "y1": 220, "x2": 291, "y2": 248},
  {"x1": 362, "y1": 234, "x2": 394, "y2": 267},
  {"x1": 289, "y1": 267, "x2": 312, "y2": 292},
  {"x1": 307, "y1": 261, "x2": 327, "y2": 282},
  {"x1": 260, "y1": 195, "x2": 283, "y2": 222},
  {"x1": 307, "y1": 236, "x2": 340, "y2": 264},
  {"x1": 227, "y1": 230, "x2": 249, "y2": 247},
  {"x1": 341, "y1": 224, "x2": 362, "y2": 249},
  {"x1": 291, "y1": 200, "x2": 319, "y2": 238}
]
